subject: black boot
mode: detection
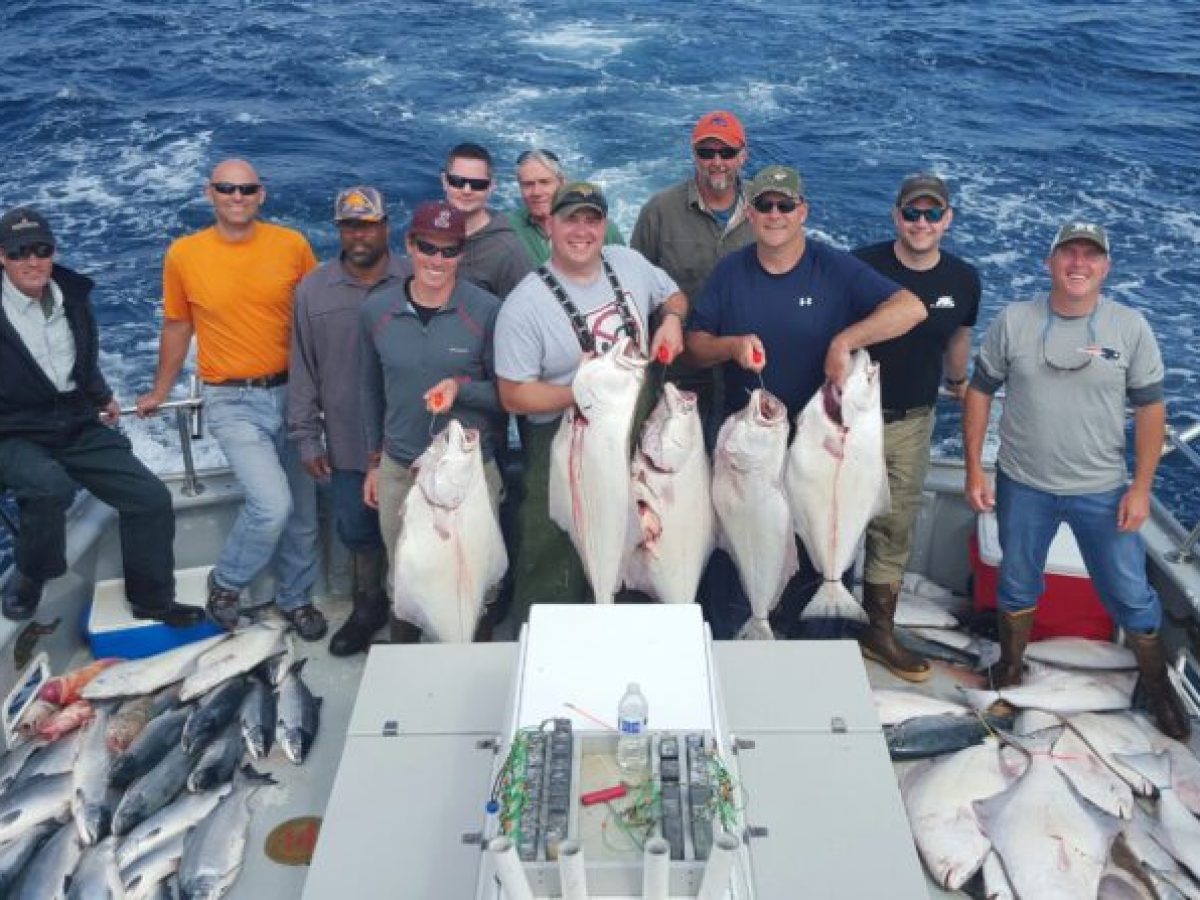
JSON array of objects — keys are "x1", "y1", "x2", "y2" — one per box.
[
  {"x1": 986, "y1": 608, "x2": 1036, "y2": 689},
  {"x1": 129, "y1": 599, "x2": 206, "y2": 628},
  {"x1": 329, "y1": 549, "x2": 389, "y2": 657},
  {"x1": 1128, "y1": 630, "x2": 1192, "y2": 741},
  {"x1": 389, "y1": 613, "x2": 422, "y2": 644},
  {"x1": 2, "y1": 572, "x2": 44, "y2": 621},
  {"x1": 859, "y1": 582, "x2": 931, "y2": 682}
]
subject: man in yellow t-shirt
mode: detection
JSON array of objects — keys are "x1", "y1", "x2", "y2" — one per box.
[{"x1": 137, "y1": 158, "x2": 326, "y2": 640}]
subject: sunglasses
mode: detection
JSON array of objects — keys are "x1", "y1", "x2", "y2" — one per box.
[
  {"x1": 517, "y1": 149, "x2": 561, "y2": 165},
  {"x1": 413, "y1": 237, "x2": 465, "y2": 259},
  {"x1": 752, "y1": 197, "x2": 800, "y2": 214},
  {"x1": 444, "y1": 172, "x2": 492, "y2": 191},
  {"x1": 6, "y1": 243, "x2": 54, "y2": 261},
  {"x1": 695, "y1": 147, "x2": 742, "y2": 161},
  {"x1": 1041, "y1": 301, "x2": 1098, "y2": 372},
  {"x1": 899, "y1": 205, "x2": 946, "y2": 223},
  {"x1": 210, "y1": 182, "x2": 262, "y2": 196}
]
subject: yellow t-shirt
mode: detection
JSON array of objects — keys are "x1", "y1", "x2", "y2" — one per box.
[{"x1": 162, "y1": 222, "x2": 317, "y2": 381}]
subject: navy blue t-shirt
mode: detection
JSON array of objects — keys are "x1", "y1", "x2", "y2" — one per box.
[{"x1": 690, "y1": 240, "x2": 902, "y2": 418}]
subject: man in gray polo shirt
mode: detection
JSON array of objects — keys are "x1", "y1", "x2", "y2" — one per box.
[
  {"x1": 495, "y1": 181, "x2": 688, "y2": 621},
  {"x1": 964, "y1": 221, "x2": 1189, "y2": 739},
  {"x1": 289, "y1": 186, "x2": 409, "y2": 655}
]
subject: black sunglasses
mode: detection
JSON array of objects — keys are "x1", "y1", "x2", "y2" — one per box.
[
  {"x1": 695, "y1": 147, "x2": 742, "y2": 161},
  {"x1": 210, "y1": 182, "x2": 262, "y2": 196},
  {"x1": 752, "y1": 196, "x2": 800, "y2": 214},
  {"x1": 6, "y1": 243, "x2": 54, "y2": 260},
  {"x1": 516, "y1": 149, "x2": 561, "y2": 165},
  {"x1": 413, "y1": 237, "x2": 465, "y2": 259},
  {"x1": 899, "y1": 205, "x2": 946, "y2": 223},
  {"x1": 444, "y1": 172, "x2": 492, "y2": 191}
]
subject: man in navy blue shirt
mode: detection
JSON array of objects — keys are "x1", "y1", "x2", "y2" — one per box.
[{"x1": 686, "y1": 165, "x2": 926, "y2": 639}]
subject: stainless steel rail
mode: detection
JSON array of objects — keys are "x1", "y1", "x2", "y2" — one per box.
[
  {"x1": 118, "y1": 376, "x2": 206, "y2": 496},
  {"x1": 1164, "y1": 421, "x2": 1200, "y2": 564}
]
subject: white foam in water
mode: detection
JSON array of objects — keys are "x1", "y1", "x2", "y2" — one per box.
[{"x1": 520, "y1": 22, "x2": 645, "y2": 58}]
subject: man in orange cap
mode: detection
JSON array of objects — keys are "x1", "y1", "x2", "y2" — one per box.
[{"x1": 632, "y1": 111, "x2": 755, "y2": 440}]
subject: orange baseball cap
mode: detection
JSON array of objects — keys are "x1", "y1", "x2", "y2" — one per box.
[{"x1": 692, "y1": 111, "x2": 745, "y2": 148}]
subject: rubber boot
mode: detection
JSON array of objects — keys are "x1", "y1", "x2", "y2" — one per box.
[
  {"x1": 986, "y1": 607, "x2": 1036, "y2": 690},
  {"x1": 859, "y1": 582, "x2": 932, "y2": 683},
  {"x1": 328, "y1": 549, "x2": 389, "y2": 657},
  {"x1": 389, "y1": 613, "x2": 422, "y2": 644},
  {"x1": 1, "y1": 572, "x2": 44, "y2": 621},
  {"x1": 1128, "y1": 630, "x2": 1192, "y2": 741}
]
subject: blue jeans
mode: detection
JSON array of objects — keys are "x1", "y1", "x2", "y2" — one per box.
[
  {"x1": 205, "y1": 384, "x2": 317, "y2": 612},
  {"x1": 330, "y1": 469, "x2": 383, "y2": 553},
  {"x1": 995, "y1": 470, "x2": 1160, "y2": 633}
]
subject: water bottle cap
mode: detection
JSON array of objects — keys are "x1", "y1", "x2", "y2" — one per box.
[{"x1": 627, "y1": 682, "x2": 639, "y2": 692}]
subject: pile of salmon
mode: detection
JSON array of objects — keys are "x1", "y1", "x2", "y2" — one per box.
[
  {"x1": 0, "y1": 622, "x2": 320, "y2": 897},
  {"x1": 545, "y1": 338, "x2": 889, "y2": 635},
  {"x1": 874, "y1": 621, "x2": 1200, "y2": 898}
]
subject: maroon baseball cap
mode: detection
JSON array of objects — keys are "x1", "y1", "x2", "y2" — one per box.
[{"x1": 407, "y1": 201, "x2": 466, "y2": 241}]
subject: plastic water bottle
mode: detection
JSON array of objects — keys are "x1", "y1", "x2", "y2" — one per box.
[{"x1": 616, "y1": 682, "x2": 649, "y2": 779}]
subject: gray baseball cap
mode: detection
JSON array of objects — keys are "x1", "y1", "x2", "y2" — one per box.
[
  {"x1": 896, "y1": 174, "x2": 950, "y2": 207},
  {"x1": 1050, "y1": 221, "x2": 1109, "y2": 255}
]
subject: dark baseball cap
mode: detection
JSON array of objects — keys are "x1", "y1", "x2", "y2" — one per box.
[
  {"x1": 896, "y1": 174, "x2": 950, "y2": 208},
  {"x1": 407, "y1": 201, "x2": 466, "y2": 241},
  {"x1": 0, "y1": 207, "x2": 55, "y2": 254},
  {"x1": 747, "y1": 165, "x2": 804, "y2": 203},
  {"x1": 551, "y1": 181, "x2": 608, "y2": 218}
]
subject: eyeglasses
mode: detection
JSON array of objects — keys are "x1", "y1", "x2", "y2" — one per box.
[
  {"x1": 444, "y1": 172, "x2": 492, "y2": 191},
  {"x1": 413, "y1": 237, "x2": 465, "y2": 259},
  {"x1": 6, "y1": 243, "x2": 54, "y2": 261},
  {"x1": 210, "y1": 182, "x2": 262, "y2": 196},
  {"x1": 751, "y1": 197, "x2": 800, "y2": 214},
  {"x1": 1041, "y1": 299, "x2": 1098, "y2": 372},
  {"x1": 695, "y1": 147, "x2": 742, "y2": 161},
  {"x1": 899, "y1": 205, "x2": 946, "y2": 223}
]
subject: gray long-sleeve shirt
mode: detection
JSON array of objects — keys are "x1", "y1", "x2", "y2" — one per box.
[
  {"x1": 360, "y1": 275, "x2": 503, "y2": 467},
  {"x1": 287, "y1": 253, "x2": 411, "y2": 471}
]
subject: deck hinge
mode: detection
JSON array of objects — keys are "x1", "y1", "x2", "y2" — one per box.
[
  {"x1": 732, "y1": 737, "x2": 755, "y2": 752},
  {"x1": 381, "y1": 720, "x2": 398, "y2": 737},
  {"x1": 830, "y1": 716, "x2": 847, "y2": 734},
  {"x1": 744, "y1": 825, "x2": 769, "y2": 841}
]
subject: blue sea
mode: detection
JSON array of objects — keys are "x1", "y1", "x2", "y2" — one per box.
[{"x1": 3, "y1": 0, "x2": 1200, "y2": 542}]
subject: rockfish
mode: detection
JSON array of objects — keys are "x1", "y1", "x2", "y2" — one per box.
[
  {"x1": 394, "y1": 420, "x2": 507, "y2": 642},
  {"x1": 711, "y1": 388, "x2": 796, "y2": 639},
  {"x1": 549, "y1": 337, "x2": 647, "y2": 603},
  {"x1": 623, "y1": 384, "x2": 714, "y2": 606},
  {"x1": 785, "y1": 350, "x2": 888, "y2": 623}
]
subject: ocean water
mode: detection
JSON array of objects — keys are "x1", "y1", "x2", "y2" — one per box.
[{"x1": 3, "y1": 0, "x2": 1200, "y2": 537}]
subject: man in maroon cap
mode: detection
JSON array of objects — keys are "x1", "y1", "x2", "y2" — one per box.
[
  {"x1": 359, "y1": 201, "x2": 504, "y2": 642},
  {"x1": 632, "y1": 111, "x2": 755, "y2": 439}
]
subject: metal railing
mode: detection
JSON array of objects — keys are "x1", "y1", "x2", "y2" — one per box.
[
  {"x1": 1163, "y1": 421, "x2": 1200, "y2": 564},
  {"x1": 118, "y1": 376, "x2": 206, "y2": 497}
]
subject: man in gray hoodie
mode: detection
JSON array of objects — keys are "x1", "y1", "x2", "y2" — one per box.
[{"x1": 441, "y1": 142, "x2": 533, "y2": 300}]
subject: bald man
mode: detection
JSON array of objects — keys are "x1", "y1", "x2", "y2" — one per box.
[{"x1": 137, "y1": 159, "x2": 327, "y2": 640}]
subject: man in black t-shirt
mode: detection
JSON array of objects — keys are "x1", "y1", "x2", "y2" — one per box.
[{"x1": 853, "y1": 173, "x2": 981, "y2": 681}]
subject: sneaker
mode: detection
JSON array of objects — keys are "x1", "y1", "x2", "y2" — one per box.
[
  {"x1": 283, "y1": 604, "x2": 328, "y2": 642},
  {"x1": 206, "y1": 572, "x2": 242, "y2": 631}
]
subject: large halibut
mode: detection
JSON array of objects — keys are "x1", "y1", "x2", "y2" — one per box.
[
  {"x1": 548, "y1": 338, "x2": 647, "y2": 603},
  {"x1": 711, "y1": 388, "x2": 797, "y2": 639},
  {"x1": 394, "y1": 420, "x2": 507, "y2": 642},
  {"x1": 785, "y1": 349, "x2": 889, "y2": 623},
  {"x1": 623, "y1": 384, "x2": 714, "y2": 605}
]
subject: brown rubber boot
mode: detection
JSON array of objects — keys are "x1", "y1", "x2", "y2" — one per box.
[
  {"x1": 389, "y1": 612, "x2": 422, "y2": 644},
  {"x1": 859, "y1": 582, "x2": 932, "y2": 682},
  {"x1": 986, "y1": 608, "x2": 1036, "y2": 690},
  {"x1": 1128, "y1": 630, "x2": 1192, "y2": 741},
  {"x1": 329, "y1": 549, "x2": 389, "y2": 657}
]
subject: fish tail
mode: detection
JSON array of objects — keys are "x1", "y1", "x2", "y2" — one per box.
[{"x1": 799, "y1": 580, "x2": 867, "y2": 623}]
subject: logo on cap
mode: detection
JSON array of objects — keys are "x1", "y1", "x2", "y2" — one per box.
[{"x1": 434, "y1": 209, "x2": 452, "y2": 230}]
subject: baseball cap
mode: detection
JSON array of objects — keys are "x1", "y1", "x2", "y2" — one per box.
[
  {"x1": 551, "y1": 181, "x2": 608, "y2": 218},
  {"x1": 747, "y1": 165, "x2": 804, "y2": 203},
  {"x1": 0, "y1": 207, "x2": 55, "y2": 254},
  {"x1": 1050, "y1": 221, "x2": 1109, "y2": 255},
  {"x1": 692, "y1": 111, "x2": 745, "y2": 148},
  {"x1": 334, "y1": 186, "x2": 387, "y2": 223},
  {"x1": 407, "y1": 201, "x2": 466, "y2": 241},
  {"x1": 896, "y1": 174, "x2": 950, "y2": 207}
]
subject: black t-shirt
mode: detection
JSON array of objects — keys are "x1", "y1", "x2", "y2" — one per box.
[
  {"x1": 853, "y1": 241, "x2": 981, "y2": 411},
  {"x1": 405, "y1": 278, "x2": 441, "y2": 326}
]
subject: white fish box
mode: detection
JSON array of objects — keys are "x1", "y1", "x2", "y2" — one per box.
[
  {"x1": 86, "y1": 565, "x2": 222, "y2": 660},
  {"x1": 971, "y1": 512, "x2": 1112, "y2": 641}
]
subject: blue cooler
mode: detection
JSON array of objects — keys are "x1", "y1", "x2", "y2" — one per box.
[{"x1": 86, "y1": 566, "x2": 222, "y2": 659}]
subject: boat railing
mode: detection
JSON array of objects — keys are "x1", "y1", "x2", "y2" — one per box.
[
  {"x1": 117, "y1": 375, "x2": 206, "y2": 497},
  {"x1": 1162, "y1": 420, "x2": 1200, "y2": 564}
]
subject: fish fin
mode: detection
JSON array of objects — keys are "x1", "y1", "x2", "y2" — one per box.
[
  {"x1": 1115, "y1": 751, "x2": 1171, "y2": 792},
  {"x1": 798, "y1": 581, "x2": 866, "y2": 623}
]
